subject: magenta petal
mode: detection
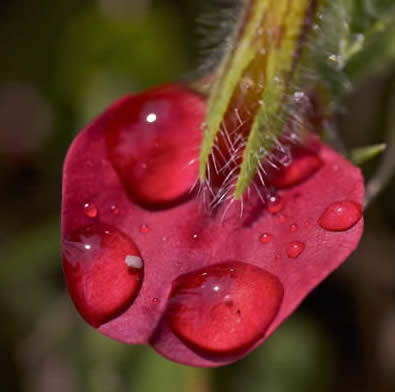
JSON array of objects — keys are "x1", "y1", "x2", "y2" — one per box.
[{"x1": 62, "y1": 84, "x2": 364, "y2": 367}]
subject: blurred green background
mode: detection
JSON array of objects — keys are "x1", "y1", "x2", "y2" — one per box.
[{"x1": 0, "y1": 1, "x2": 394, "y2": 391}]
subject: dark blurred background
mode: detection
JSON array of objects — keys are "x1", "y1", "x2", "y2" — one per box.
[{"x1": 0, "y1": 1, "x2": 394, "y2": 391}]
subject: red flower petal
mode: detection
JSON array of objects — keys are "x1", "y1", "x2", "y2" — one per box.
[{"x1": 62, "y1": 84, "x2": 364, "y2": 367}]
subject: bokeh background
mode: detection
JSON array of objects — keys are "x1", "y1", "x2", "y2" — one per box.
[{"x1": 0, "y1": 1, "x2": 394, "y2": 391}]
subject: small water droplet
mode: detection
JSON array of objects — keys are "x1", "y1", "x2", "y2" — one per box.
[
  {"x1": 224, "y1": 294, "x2": 233, "y2": 307},
  {"x1": 152, "y1": 297, "x2": 159, "y2": 305},
  {"x1": 318, "y1": 200, "x2": 362, "y2": 231},
  {"x1": 192, "y1": 233, "x2": 199, "y2": 240},
  {"x1": 289, "y1": 224, "x2": 298, "y2": 232},
  {"x1": 167, "y1": 262, "x2": 283, "y2": 356},
  {"x1": 83, "y1": 202, "x2": 98, "y2": 219},
  {"x1": 267, "y1": 195, "x2": 284, "y2": 214},
  {"x1": 140, "y1": 224, "x2": 150, "y2": 233},
  {"x1": 260, "y1": 233, "x2": 273, "y2": 244},
  {"x1": 111, "y1": 204, "x2": 120, "y2": 215},
  {"x1": 287, "y1": 241, "x2": 305, "y2": 259},
  {"x1": 62, "y1": 224, "x2": 143, "y2": 327},
  {"x1": 279, "y1": 214, "x2": 286, "y2": 223}
]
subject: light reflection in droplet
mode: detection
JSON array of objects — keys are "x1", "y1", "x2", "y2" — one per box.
[{"x1": 146, "y1": 113, "x2": 157, "y2": 123}]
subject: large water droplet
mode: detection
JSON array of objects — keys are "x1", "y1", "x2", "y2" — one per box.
[
  {"x1": 166, "y1": 262, "x2": 283, "y2": 356},
  {"x1": 62, "y1": 224, "x2": 143, "y2": 327},
  {"x1": 271, "y1": 151, "x2": 322, "y2": 188},
  {"x1": 318, "y1": 200, "x2": 362, "y2": 231},
  {"x1": 83, "y1": 202, "x2": 98, "y2": 218},
  {"x1": 105, "y1": 85, "x2": 204, "y2": 209},
  {"x1": 287, "y1": 241, "x2": 305, "y2": 259}
]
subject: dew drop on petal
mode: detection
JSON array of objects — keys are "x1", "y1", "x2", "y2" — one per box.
[
  {"x1": 287, "y1": 241, "x2": 305, "y2": 259},
  {"x1": 111, "y1": 204, "x2": 120, "y2": 215},
  {"x1": 83, "y1": 202, "x2": 98, "y2": 219},
  {"x1": 62, "y1": 224, "x2": 143, "y2": 327},
  {"x1": 260, "y1": 233, "x2": 273, "y2": 244},
  {"x1": 166, "y1": 262, "x2": 284, "y2": 356},
  {"x1": 279, "y1": 214, "x2": 286, "y2": 223},
  {"x1": 267, "y1": 195, "x2": 284, "y2": 214},
  {"x1": 105, "y1": 85, "x2": 204, "y2": 209},
  {"x1": 140, "y1": 224, "x2": 150, "y2": 233},
  {"x1": 289, "y1": 224, "x2": 297, "y2": 232},
  {"x1": 318, "y1": 201, "x2": 362, "y2": 231},
  {"x1": 272, "y1": 151, "x2": 323, "y2": 188}
]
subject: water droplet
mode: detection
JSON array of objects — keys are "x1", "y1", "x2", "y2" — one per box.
[
  {"x1": 267, "y1": 195, "x2": 284, "y2": 214},
  {"x1": 83, "y1": 202, "x2": 98, "y2": 219},
  {"x1": 62, "y1": 224, "x2": 143, "y2": 327},
  {"x1": 271, "y1": 151, "x2": 323, "y2": 188},
  {"x1": 105, "y1": 85, "x2": 204, "y2": 209},
  {"x1": 287, "y1": 241, "x2": 305, "y2": 259},
  {"x1": 140, "y1": 224, "x2": 150, "y2": 233},
  {"x1": 166, "y1": 262, "x2": 283, "y2": 356},
  {"x1": 111, "y1": 204, "x2": 120, "y2": 215},
  {"x1": 289, "y1": 224, "x2": 297, "y2": 232},
  {"x1": 279, "y1": 214, "x2": 286, "y2": 223},
  {"x1": 318, "y1": 201, "x2": 362, "y2": 231},
  {"x1": 260, "y1": 233, "x2": 273, "y2": 244},
  {"x1": 152, "y1": 297, "x2": 159, "y2": 305},
  {"x1": 192, "y1": 233, "x2": 199, "y2": 240},
  {"x1": 224, "y1": 294, "x2": 233, "y2": 307}
]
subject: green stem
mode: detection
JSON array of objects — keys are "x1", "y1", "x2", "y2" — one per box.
[{"x1": 199, "y1": 0, "x2": 323, "y2": 200}]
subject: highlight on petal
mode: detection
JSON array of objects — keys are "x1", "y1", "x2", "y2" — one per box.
[{"x1": 62, "y1": 84, "x2": 364, "y2": 367}]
